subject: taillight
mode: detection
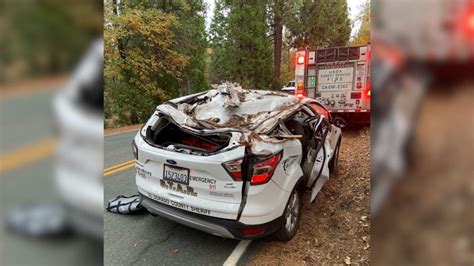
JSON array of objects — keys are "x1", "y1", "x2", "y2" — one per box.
[
  {"x1": 251, "y1": 152, "x2": 282, "y2": 185},
  {"x1": 222, "y1": 159, "x2": 243, "y2": 181},
  {"x1": 367, "y1": 90, "x2": 371, "y2": 97}
]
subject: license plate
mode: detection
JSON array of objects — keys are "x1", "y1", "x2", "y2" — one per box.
[{"x1": 163, "y1": 164, "x2": 189, "y2": 185}]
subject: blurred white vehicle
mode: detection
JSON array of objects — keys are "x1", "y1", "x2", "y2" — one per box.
[
  {"x1": 281, "y1": 80, "x2": 295, "y2": 94},
  {"x1": 134, "y1": 84, "x2": 342, "y2": 240},
  {"x1": 53, "y1": 40, "x2": 104, "y2": 238}
]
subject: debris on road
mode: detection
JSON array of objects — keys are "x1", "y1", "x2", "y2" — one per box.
[
  {"x1": 106, "y1": 195, "x2": 146, "y2": 214},
  {"x1": 6, "y1": 204, "x2": 70, "y2": 237}
]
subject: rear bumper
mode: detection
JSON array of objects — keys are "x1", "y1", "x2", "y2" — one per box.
[{"x1": 140, "y1": 192, "x2": 283, "y2": 240}]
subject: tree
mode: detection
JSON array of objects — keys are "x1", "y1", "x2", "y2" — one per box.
[
  {"x1": 208, "y1": 0, "x2": 231, "y2": 83},
  {"x1": 1, "y1": 0, "x2": 101, "y2": 82},
  {"x1": 267, "y1": 0, "x2": 302, "y2": 89},
  {"x1": 209, "y1": 0, "x2": 273, "y2": 90},
  {"x1": 289, "y1": 0, "x2": 351, "y2": 48},
  {"x1": 104, "y1": 0, "x2": 209, "y2": 126},
  {"x1": 280, "y1": 49, "x2": 296, "y2": 85},
  {"x1": 351, "y1": 0, "x2": 370, "y2": 46},
  {"x1": 104, "y1": 0, "x2": 188, "y2": 124},
  {"x1": 153, "y1": 0, "x2": 209, "y2": 96}
]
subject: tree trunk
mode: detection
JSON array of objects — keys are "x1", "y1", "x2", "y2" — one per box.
[
  {"x1": 273, "y1": 21, "x2": 283, "y2": 82},
  {"x1": 112, "y1": 0, "x2": 118, "y2": 14},
  {"x1": 238, "y1": 0, "x2": 244, "y2": 83},
  {"x1": 113, "y1": 0, "x2": 126, "y2": 60},
  {"x1": 272, "y1": 0, "x2": 284, "y2": 90}
]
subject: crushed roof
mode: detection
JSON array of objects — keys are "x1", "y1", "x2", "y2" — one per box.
[{"x1": 158, "y1": 83, "x2": 302, "y2": 133}]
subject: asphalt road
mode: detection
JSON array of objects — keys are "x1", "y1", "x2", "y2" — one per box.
[
  {"x1": 0, "y1": 89, "x2": 55, "y2": 153},
  {"x1": 0, "y1": 89, "x2": 253, "y2": 265},
  {"x1": 104, "y1": 130, "x2": 242, "y2": 266},
  {"x1": 0, "y1": 89, "x2": 103, "y2": 266}
]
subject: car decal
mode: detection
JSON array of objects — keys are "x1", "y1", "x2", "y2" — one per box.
[
  {"x1": 146, "y1": 192, "x2": 211, "y2": 215},
  {"x1": 189, "y1": 175, "x2": 217, "y2": 185},
  {"x1": 136, "y1": 165, "x2": 151, "y2": 179},
  {"x1": 209, "y1": 191, "x2": 234, "y2": 198},
  {"x1": 160, "y1": 180, "x2": 197, "y2": 197}
]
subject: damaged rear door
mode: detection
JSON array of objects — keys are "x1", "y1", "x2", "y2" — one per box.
[{"x1": 305, "y1": 107, "x2": 333, "y2": 202}]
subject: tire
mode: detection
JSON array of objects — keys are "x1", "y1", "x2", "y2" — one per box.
[
  {"x1": 274, "y1": 185, "x2": 303, "y2": 241},
  {"x1": 329, "y1": 137, "x2": 341, "y2": 172}
]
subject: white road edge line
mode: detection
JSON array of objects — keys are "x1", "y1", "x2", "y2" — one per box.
[
  {"x1": 104, "y1": 128, "x2": 140, "y2": 137},
  {"x1": 223, "y1": 240, "x2": 252, "y2": 266}
]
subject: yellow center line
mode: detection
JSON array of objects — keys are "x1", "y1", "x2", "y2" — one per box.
[
  {"x1": 104, "y1": 159, "x2": 135, "y2": 172},
  {"x1": 103, "y1": 159, "x2": 135, "y2": 176},
  {"x1": 0, "y1": 135, "x2": 136, "y2": 176},
  {"x1": 0, "y1": 138, "x2": 57, "y2": 173}
]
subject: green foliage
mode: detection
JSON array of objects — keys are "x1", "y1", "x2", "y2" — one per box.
[
  {"x1": 280, "y1": 49, "x2": 296, "y2": 84},
  {"x1": 289, "y1": 0, "x2": 352, "y2": 48},
  {"x1": 1, "y1": 0, "x2": 101, "y2": 83},
  {"x1": 104, "y1": 0, "x2": 354, "y2": 127},
  {"x1": 208, "y1": 0, "x2": 230, "y2": 83},
  {"x1": 209, "y1": 0, "x2": 273, "y2": 90},
  {"x1": 209, "y1": 0, "x2": 351, "y2": 91},
  {"x1": 267, "y1": 0, "x2": 303, "y2": 89},
  {"x1": 173, "y1": 0, "x2": 209, "y2": 95},
  {"x1": 105, "y1": 1, "x2": 186, "y2": 124},
  {"x1": 351, "y1": 0, "x2": 370, "y2": 46},
  {"x1": 151, "y1": 0, "x2": 210, "y2": 95},
  {"x1": 104, "y1": 0, "x2": 208, "y2": 126}
]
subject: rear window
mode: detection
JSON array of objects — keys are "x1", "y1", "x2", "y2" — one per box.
[{"x1": 145, "y1": 117, "x2": 231, "y2": 155}]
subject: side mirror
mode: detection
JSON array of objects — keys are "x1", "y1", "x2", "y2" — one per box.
[{"x1": 333, "y1": 117, "x2": 346, "y2": 128}]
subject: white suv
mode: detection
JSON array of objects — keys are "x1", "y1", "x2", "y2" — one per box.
[{"x1": 133, "y1": 84, "x2": 341, "y2": 240}]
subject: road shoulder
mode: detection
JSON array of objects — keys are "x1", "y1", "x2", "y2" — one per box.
[{"x1": 105, "y1": 124, "x2": 143, "y2": 136}]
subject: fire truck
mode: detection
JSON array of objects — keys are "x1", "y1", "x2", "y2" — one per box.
[{"x1": 294, "y1": 45, "x2": 371, "y2": 126}]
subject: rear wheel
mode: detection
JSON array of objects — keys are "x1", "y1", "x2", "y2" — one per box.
[{"x1": 274, "y1": 186, "x2": 302, "y2": 241}]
